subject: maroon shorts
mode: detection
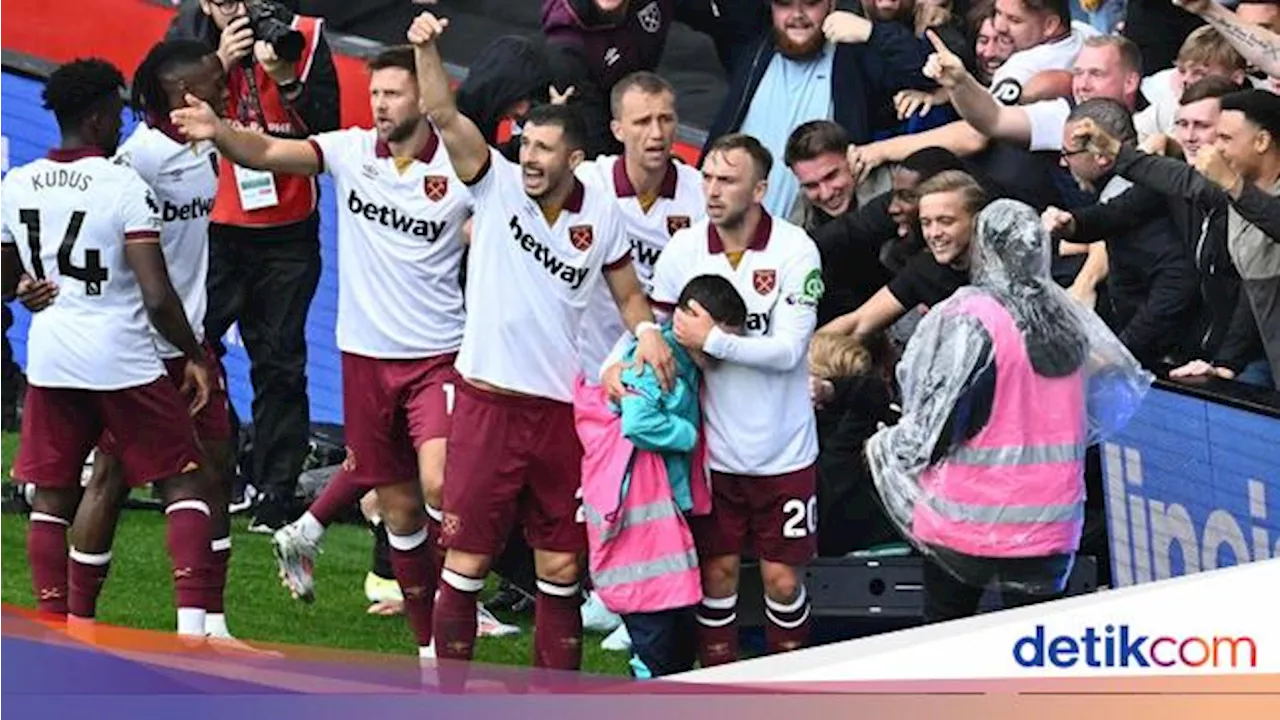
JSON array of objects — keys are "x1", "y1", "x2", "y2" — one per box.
[
  {"x1": 99, "y1": 346, "x2": 232, "y2": 458},
  {"x1": 441, "y1": 381, "x2": 585, "y2": 555},
  {"x1": 13, "y1": 379, "x2": 204, "y2": 490},
  {"x1": 337, "y1": 351, "x2": 459, "y2": 489},
  {"x1": 162, "y1": 348, "x2": 232, "y2": 443},
  {"x1": 690, "y1": 465, "x2": 818, "y2": 567}
]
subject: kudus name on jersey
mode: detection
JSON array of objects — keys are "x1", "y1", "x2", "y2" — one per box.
[
  {"x1": 509, "y1": 215, "x2": 590, "y2": 290},
  {"x1": 163, "y1": 196, "x2": 214, "y2": 222},
  {"x1": 347, "y1": 190, "x2": 447, "y2": 241}
]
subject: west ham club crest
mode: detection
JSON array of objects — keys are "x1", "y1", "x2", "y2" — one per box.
[
  {"x1": 753, "y1": 269, "x2": 776, "y2": 295},
  {"x1": 424, "y1": 175, "x2": 448, "y2": 202},
  {"x1": 570, "y1": 224, "x2": 594, "y2": 251},
  {"x1": 666, "y1": 215, "x2": 691, "y2": 236}
]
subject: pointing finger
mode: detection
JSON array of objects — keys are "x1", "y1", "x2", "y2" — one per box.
[{"x1": 925, "y1": 29, "x2": 950, "y2": 55}]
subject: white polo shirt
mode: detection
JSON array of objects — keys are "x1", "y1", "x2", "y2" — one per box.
[
  {"x1": 1, "y1": 149, "x2": 165, "y2": 390},
  {"x1": 456, "y1": 148, "x2": 630, "y2": 402},
  {"x1": 989, "y1": 21, "x2": 1098, "y2": 105},
  {"x1": 649, "y1": 212, "x2": 822, "y2": 476},
  {"x1": 115, "y1": 123, "x2": 218, "y2": 360},
  {"x1": 308, "y1": 127, "x2": 472, "y2": 359},
  {"x1": 575, "y1": 155, "x2": 705, "y2": 381}
]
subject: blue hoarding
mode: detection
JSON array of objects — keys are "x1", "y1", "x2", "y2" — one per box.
[
  {"x1": 1102, "y1": 386, "x2": 1279, "y2": 586},
  {"x1": 2, "y1": 70, "x2": 345, "y2": 426}
]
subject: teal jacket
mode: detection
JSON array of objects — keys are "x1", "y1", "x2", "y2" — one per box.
[{"x1": 614, "y1": 325, "x2": 702, "y2": 512}]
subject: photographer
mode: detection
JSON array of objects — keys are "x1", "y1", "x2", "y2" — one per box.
[{"x1": 168, "y1": 0, "x2": 340, "y2": 532}]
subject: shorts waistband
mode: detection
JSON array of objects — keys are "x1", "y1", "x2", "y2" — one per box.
[{"x1": 458, "y1": 378, "x2": 570, "y2": 409}]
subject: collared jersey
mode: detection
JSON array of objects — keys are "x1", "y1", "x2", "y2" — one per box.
[
  {"x1": 575, "y1": 155, "x2": 705, "y2": 381},
  {"x1": 115, "y1": 123, "x2": 218, "y2": 359},
  {"x1": 649, "y1": 212, "x2": 821, "y2": 475},
  {"x1": 1, "y1": 150, "x2": 165, "y2": 390},
  {"x1": 455, "y1": 148, "x2": 630, "y2": 401},
  {"x1": 308, "y1": 127, "x2": 473, "y2": 358}
]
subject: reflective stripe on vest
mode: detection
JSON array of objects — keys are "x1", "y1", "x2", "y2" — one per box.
[
  {"x1": 924, "y1": 495, "x2": 1084, "y2": 524},
  {"x1": 582, "y1": 499, "x2": 680, "y2": 542},
  {"x1": 592, "y1": 548, "x2": 699, "y2": 589},
  {"x1": 949, "y1": 442, "x2": 1085, "y2": 467}
]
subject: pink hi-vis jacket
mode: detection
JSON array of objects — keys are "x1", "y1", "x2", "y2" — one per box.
[
  {"x1": 573, "y1": 376, "x2": 710, "y2": 615},
  {"x1": 914, "y1": 293, "x2": 1088, "y2": 558}
]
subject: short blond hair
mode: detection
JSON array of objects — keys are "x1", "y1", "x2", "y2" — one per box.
[
  {"x1": 1177, "y1": 26, "x2": 1246, "y2": 74},
  {"x1": 809, "y1": 333, "x2": 873, "y2": 379},
  {"x1": 915, "y1": 169, "x2": 987, "y2": 216}
]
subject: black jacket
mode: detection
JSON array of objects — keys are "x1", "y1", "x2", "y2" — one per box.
[
  {"x1": 1073, "y1": 154, "x2": 1263, "y2": 373},
  {"x1": 166, "y1": 0, "x2": 340, "y2": 137},
  {"x1": 816, "y1": 373, "x2": 901, "y2": 556},
  {"x1": 456, "y1": 35, "x2": 552, "y2": 161},
  {"x1": 1068, "y1": 177, "x2": 1201, "y2": 367}
]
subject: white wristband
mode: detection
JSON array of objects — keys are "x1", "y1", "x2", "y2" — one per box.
[{"x1": 635, "y1": 321, "x2": 661, "y2": 337}]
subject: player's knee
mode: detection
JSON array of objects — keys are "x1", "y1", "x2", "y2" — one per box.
[
  {"x1": 760, "y1": 562, "x2": 801, "y2": 603},
  {"x1": 378, "y1": 493, "x2": 426, "y2": 536},
  {"x1": 443, "y1": 549, "x2": 491, "y2": 580},
  {"x1": 30, "y1": 487, "x2": 80, "y2": 520},
  {"x1": 417, "y1": 440, "x2": 446, "y2": 508},
  {"x1": 533, "y1": 550, "x2": 580, "y2": 586},
  {"x1": 157, "y1": 466, "x2": 209, "y2": 504},
  {"x1": 700, "y1": 555, "x2": 739, "y2": 597}
]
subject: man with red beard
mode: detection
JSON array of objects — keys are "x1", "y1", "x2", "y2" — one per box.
[{"x1": 703, "y1": 0, "x2": 931, "y2": 217}]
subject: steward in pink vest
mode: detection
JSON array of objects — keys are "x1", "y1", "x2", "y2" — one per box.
[{"x1": 866, "y1": 199, "x2": 1154, "y2": 622}]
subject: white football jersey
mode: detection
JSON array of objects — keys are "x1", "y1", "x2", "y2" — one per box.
[
  {"x1": 115, "y1": 124, "x2": 218, "y2": 359},
  {"x1": 989, "y1": 21, "x2": 1098, "y2": 105},
  {"x1": 649, "y1": 213, "x2": 822, "y2": 476},
  {"x1": 1, "y1": 150, "x2": 165, "y2": 390},
  {"x1": 574, "y1": 155, "x2": 705, "y2": 381},
  {"x1": 308, "y1": 127, "x2": 472, "y2": 358},
  {"x1": 456, "y1": 148, "x2": 630, "y2": 402}
]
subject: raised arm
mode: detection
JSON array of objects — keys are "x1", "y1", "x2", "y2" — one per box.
[
  {"x1": 170, "y1": 93, "x2": 320, "y2": 176},
  {"x1": 407, "y1": 11, "x2": 489, "y2": 183},
  {"x1": 1184, "y1": 0, "x2": 1280, "y2": 79},
  {"x1": 923, "y1": 30, "x2": 1031, "y2": 146}
]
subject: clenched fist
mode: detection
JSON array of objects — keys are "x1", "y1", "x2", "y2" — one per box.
[
  {"x1": 1041, "y1": 206, "x2": 1076, "y2": 238},
  {"x1": 822, "y1": 11, "x2": 872, "y2": 44},
  {"x1": 1194, "y1": 146, "x2": 1243, "y2": 194},
  {"x1": 407, "y1": 11, "x2": 449, "y2": 46},
  {"x1": 1069, "y1": 117, "x2": 1121, "y2": 160}
]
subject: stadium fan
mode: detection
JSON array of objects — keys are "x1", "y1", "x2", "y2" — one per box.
[
  {"x1": 617, "y1": 133, "x2": 823, "y2": 665},
  {"x1": 171, "y1": 45, "x2": 485, "y2": 658},
  {"x1": 820, "y1": 169, "x2": 988, "y2": 341},
  {"x1": 706, "y1": 0, "x2": 932, "y2": 216},
  {"x1": 1070, "y1": 89, "x2": 1280, "y2": 386},
  {"x1": 406, "y1": 11, "x2": 673, "y2": 685},
  {"x1": 987, "y1": 0, "x2": 1098, "y2": 106},
  {"x1": 1045, "y1": 77, "x2": 1272, "y2": 388},
  {"x1": 1, "y1": 58, "x2": 217, "y2": 637}
]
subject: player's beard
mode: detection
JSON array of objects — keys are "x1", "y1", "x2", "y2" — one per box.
[
  {"x1": 381, "y1": 116, "x2": 419, "y2": 145},
  {"x1": 713, "y1": 203, "x2": 751, "y2": 233},
  {"x1": 774, "y1": 24, "x2": 825, "y2": 59}
]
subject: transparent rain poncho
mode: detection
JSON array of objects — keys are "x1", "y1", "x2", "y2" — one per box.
[{"x1": 865, "y1": 199, "x2": 1154, "y2": 595}]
